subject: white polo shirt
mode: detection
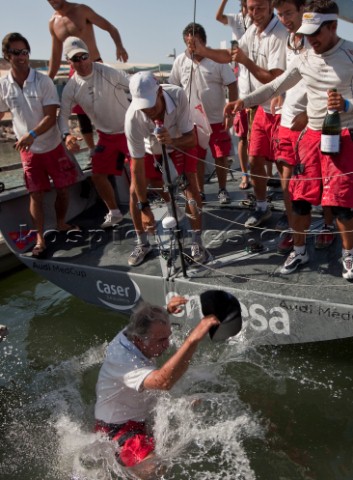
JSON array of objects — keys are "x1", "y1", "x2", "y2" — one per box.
[
  {"x1": 239, "y1": 15, "x2": 287, "y2": 113},
  {"x1": 242, "y1": 38, "x2": 353, "y2": 130},
  {"x1": 169, "y1": 52, "x2": 236, "y2": 124},
  {"x1": 125, "y1": 84, "x2": 194, "y2": 159},
  {"x1": 280, "y1": 34, "x2": 308, "y2": 129},
  {"x1": 0, "y1": 68, "x2": 61, "y2": 153},
  {"x1": 225, "y1": 13, "x2": 252, "y2": 97},
  {"x1": 58, "y1": 62, "x2": 130, "y2": 135},
  {"x1": 225, "y1": 13, "x2": 252, "y2": 41},
  {"x1": 95, "y1": 330, "x2": 157, "y2": 424}
]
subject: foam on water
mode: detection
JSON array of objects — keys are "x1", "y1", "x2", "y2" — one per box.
[
  {"x1": 5, "y1": 272, "x2": 352, "y2": 479},
  {"x1": 153, "y1": 393, "x2": 262, "y2": 480},
  {"x1": 2, "y1": 334, "x2": 262, "y2": 479},
  {"x1": 47, "y1": 338, "x2": 264, "y2": 480}
]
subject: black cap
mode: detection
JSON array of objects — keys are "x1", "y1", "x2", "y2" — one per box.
[{"x1": 200, "y1": 290, "x2": 242, "y2": 342}]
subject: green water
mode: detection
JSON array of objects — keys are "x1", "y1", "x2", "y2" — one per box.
[{"x1": 1, "y1": 268, "x2": 353, "y2": 479}]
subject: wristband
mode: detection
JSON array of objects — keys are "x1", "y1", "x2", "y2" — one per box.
[
  {"x1": 137, "y1": 200, "x2": 150, "y2": 211},
  {"x1": 29, "y1": 130, "x2": 37, "y2": 139},
  {"x1": 344, "y1": 99, "x2": 350, "y2": 113},
  {"x1": 62, "y1": 132, "x2": 70, "y2": 141}
]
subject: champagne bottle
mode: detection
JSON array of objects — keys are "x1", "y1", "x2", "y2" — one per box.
[{"x1": 321, "y1": 89, "x2": 341, "y2": 155}]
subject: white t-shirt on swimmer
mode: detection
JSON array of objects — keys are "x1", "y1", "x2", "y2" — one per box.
[
  {"x1": 169, "y1": 52, "x2": 236, "y2": 124},
  {"x1": 95, "y1": 330, "x2": 157, "y2": 425}
]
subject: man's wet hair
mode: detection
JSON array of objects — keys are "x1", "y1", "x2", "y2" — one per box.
[
  {"x1": 183, "y1": 23, "x2": 207, "y2": 44},
  {"x1": 125, "y1": 303, "x2": 170, "y2": 340},
  {"x1": 2, "y1": 32, "x2": 31, "y2": 61}
]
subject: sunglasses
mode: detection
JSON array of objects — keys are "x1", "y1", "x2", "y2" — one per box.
[
  {"x1": 8, "y1": 48, "x2": 30, "y2": 56},
  {"x1": 70, "y1": 53, "x2": 89, "y2": 63},
  {"x1": 287, "y1": 35, "x2": 305, "y2": 54}
]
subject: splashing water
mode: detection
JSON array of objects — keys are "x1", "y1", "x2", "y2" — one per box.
[{"x1": 3, "y1": 271, "x2": 353, "y2": 479}]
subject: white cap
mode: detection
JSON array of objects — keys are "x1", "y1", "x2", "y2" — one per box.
[
  {"x1": 297, "y1": 12, "x2": 338, "y2": 35},
  {"x1": 129, "y1": 71, "x2": 160, "y2": 110},
  {"x1": 63, "y1": 36, "x2": 89, "y2": 59}
]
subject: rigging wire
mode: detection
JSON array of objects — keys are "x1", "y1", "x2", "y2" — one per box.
[
  {"x1": 186, "y1": 1, "x2": 197, "y2": 106},
  {"x1": 172, "y1": 145, "x2": 353, "y2": 183},
  {"x1": 181, "y1": 250, "x2": 353, "y2": 289}
]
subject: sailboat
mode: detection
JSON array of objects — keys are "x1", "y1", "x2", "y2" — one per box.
[
  {"x1": 1, "y1": 1, "x2": 353, "y2": 345},
  {"x1": 1, "y1": 136, "x2": 353, "y2": 346}
]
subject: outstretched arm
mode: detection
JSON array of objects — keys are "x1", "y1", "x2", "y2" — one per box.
[
  {"x1": 191, "y1": 37, "x2": 232, "y2": 63},
  {"x1": 143, "y1": 315, "x2": 220, "y2": 391},
  {"x1": 232, "y1": 46, "x2": 284, "y2": 84},
  {"x1": 224, "y1": 62, "x2": 303, "y2": 119},
  {"x1": 84, "y1": 5, "x2": 128, "y2": 62}
]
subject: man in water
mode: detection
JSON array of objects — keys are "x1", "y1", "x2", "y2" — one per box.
[
  {"x1": 225, "y1": 0, "x2": 353, "y2": 280},
  {"x1": 94, "y1": 296, "x2": 219, "y2": 477},
  {"x1": 0, "y1": 32, "x2": 78, "y2": 258},
  {"x1": 58, "y1": 37, "x2": 130, "y2": 228},
  {"x1": 47, "y1": 0, "x2": 128, "y2": 155}
]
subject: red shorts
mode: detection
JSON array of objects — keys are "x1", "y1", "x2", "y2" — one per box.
[
  {"x1": 233, "y1": 110, "x2": 249, "y2": 138},
  {"x1": 21, "y1": 143, "x2": 77, "y2": 192},
  {"x1": 248, "y1": 106, "x2": 281, "y2": 160},
  {"x1": 92, "y1": 131, "x2": 129, "y2": 176},
  {"x1": 195, "y1": 123, "x2": 232, "y2": 160},
  {"x1": 274, "y1": 125, "x2": 301, "y2": 167},
  {"x1": 144, "y1": 148, "x2": 198, "y2": 180},
  {"x1": 290, "y1": 128, "x2": 353, "y2": 207},
  {"x1": 95, "y1": 420, "x2": 155, "y2": 467}
]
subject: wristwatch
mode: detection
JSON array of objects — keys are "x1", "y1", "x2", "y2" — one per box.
[
  {"x1": 137, "y1": 200, "x2": 150, "y2": 211},
  {"x1": 62, "y1": 132, "x2": 70, "y2": 142}
]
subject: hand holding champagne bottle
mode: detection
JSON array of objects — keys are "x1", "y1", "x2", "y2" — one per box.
[{"x1": 321, "y1": 88, "x2": 341, "y2": 155}]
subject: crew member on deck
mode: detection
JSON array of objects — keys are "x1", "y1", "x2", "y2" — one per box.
[
  {"x1": 47, "y1": 0, "x2": 128, "y2": 158},
  {"x1": 58, "y1": 37, "x2": 130, "y2": 229},
  {"x1": 225, "y1": 0, "x2": 353, "y2": 280},
  {"x1": 169, "y1": 22, "x2": 237, "y2": 205},
  {"x1": 124, "y1": 71, "x2": 206, "y2": 267},
  {"x1": 0, "y1": 32, "x2": 78, "y2": 259}
]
